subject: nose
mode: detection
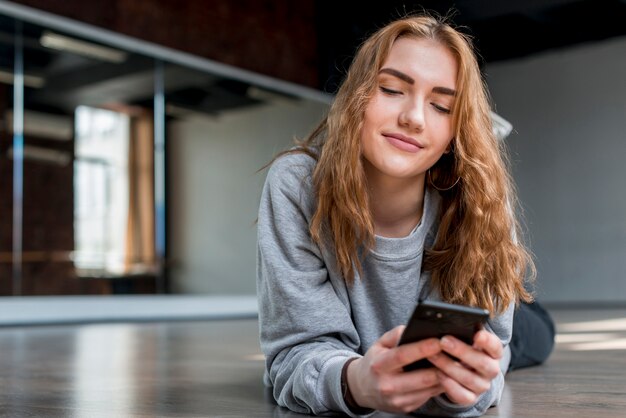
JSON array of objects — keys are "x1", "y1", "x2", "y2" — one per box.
[{"x1": 399, "y1": 98, "x2": 425, "y2": 131}]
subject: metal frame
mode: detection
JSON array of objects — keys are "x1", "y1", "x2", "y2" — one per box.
[{"x1": 0, "y1": 1, "x2": 332, "y2": 104}]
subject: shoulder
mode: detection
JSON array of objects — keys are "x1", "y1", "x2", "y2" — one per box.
[
  {"x1": 261, "y1": 151, "x2": 319, "y2": 219},
  {"x1": 266, "y1": 151, "x2": 317, "y2": 192}
]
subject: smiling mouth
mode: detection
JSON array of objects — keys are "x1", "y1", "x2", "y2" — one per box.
[{"x1": 383, "y1": 133, "x2": 423, "y2": 152}]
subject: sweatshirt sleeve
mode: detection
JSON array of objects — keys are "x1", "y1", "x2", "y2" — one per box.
[
  {"x1": 415, "y1": 302, "x2": 514, "y2": 417},
  {"x1": 256, "y1": 154, "x2": 369, "y2": 417}
]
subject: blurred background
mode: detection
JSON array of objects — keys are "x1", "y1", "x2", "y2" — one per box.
[{"x1": 0, "y1": 0, "x2": 625, "y2": 320}]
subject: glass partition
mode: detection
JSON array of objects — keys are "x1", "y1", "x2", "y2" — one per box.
[
  {"x1": 6, "y1": 19, "x2": 159, "y2": 295},
  {"x1": 0, "y1": 11, "x2": 329, "y2": 297},
  {"x1": 0, "y1": 15, "x2": 16, "y2": 294}
]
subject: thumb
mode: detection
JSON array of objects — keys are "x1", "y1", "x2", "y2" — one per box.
[{"x1": 378, "y1": 325, "x2": 406, "y2": 348}]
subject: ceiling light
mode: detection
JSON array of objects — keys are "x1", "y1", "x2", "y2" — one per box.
[
  {"x1": 0, "y1": 69, "x2": 45, "y2": 88},
  {"x1": 40, "y1": 31, "x2": 127, "y2": 63}
]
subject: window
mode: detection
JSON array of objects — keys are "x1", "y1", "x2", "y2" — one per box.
[{"x1": 74, "y1": 106, "x2": 129, "y2": 275}]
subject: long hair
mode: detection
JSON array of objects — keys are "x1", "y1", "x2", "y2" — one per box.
[{"x1": 286, "y1": 14, "x2": 533, "y2": 314}]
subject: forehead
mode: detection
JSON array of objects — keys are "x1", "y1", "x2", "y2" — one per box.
[{"x1": 381, "y1": 37, "x2": 458, "y2": 88}]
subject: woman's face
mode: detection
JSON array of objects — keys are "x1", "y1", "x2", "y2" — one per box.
[{"x1": 360, "y1": 36, "x2": 458, "y2": 183}]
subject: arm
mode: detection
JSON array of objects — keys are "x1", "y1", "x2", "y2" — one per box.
[{"x1": 257, "y1": 155, "x2": 364, "y2": 416}]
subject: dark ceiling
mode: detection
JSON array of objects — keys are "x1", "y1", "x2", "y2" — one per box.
[
  {"x1": 2, "y1": 0, "x2": 626, "y2": 116},
  {"x1": 315, "y1": 0, "x2": 626, "y2": 92}
]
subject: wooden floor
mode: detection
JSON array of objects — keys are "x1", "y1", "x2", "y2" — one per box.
[{"x1": 0, "y1": 308, "x2": 625, "y2": 417}]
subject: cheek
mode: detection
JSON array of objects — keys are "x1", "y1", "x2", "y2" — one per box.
[
  {"x1": 362, "y1": 95, "x2": 388, "y2": 126},
  {"x1": 359, "y1": 125, "x2": 375, "y2": 158},
  {"x1": 360, "y1": 104, "x2": 380, "y2": 143},
  {"x1": 361, "y1": 106, "x2": 376, "y2": 131},
  {"x1": 432, "y1": 119, "x2": 454, "y2": 149},
  {"x1": 359, "y1": 116, "x2": 383, "y2": 166}
]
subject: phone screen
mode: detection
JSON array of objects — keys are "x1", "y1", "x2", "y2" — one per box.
[{"x1": 398, "y1": 300, "x2": 490, "y2": 371}]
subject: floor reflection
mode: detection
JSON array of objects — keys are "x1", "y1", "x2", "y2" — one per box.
[
  {"x1": 72, "y1": 324, "x2": 137, "y2": 415},
  {"x1": 556, "y1": 315, "x2": 626, "y2": 351}
]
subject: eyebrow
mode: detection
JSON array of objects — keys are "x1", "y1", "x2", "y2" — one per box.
[
  {"x1": 379, "y1": 68, "x2": 414, "y2": 84},
  {"x1": 379, "y1": 67, "x2": 457, "y2": 96}
]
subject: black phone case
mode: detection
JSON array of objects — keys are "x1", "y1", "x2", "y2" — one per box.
[{"x1": 398, "y1": 300, "x2": 489, "y2": 371}]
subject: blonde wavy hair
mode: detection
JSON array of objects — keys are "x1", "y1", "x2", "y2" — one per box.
[{"x1": 280, "y1": 14, "x2": 534, "y2": 314}]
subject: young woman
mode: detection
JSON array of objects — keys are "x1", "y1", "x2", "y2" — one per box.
[{"x1": 257, "y1": 14, "x2": 554, "y2": 417}]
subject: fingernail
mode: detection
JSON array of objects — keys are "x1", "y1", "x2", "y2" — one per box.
[{"x1": 441, "y1": 336, "x2": 454, "y2": 350}]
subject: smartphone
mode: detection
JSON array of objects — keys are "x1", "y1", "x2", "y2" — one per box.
[{"x1": 398, "y1": 300, "x2": 490, "y2": 371}]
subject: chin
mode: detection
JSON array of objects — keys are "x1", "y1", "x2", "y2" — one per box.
[{"x1": 380, "y1": 165, "x2": 423, "y2": 179}]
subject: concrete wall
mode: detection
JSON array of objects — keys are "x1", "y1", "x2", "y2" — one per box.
[{"x1": 486, "y1": 36, "x2": 626, "y2": 304}]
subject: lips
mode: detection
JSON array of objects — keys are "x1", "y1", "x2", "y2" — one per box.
[{"x1": 383, "y1": 133, "x2": 424, "y2": 153}]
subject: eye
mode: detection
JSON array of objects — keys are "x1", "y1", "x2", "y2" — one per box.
[
  {"x1": 380, "y1": 86, "x2": 402, "y2": 95},
  {"x1": 431, "y1": 103, "x2": 451, "y2": 114}
]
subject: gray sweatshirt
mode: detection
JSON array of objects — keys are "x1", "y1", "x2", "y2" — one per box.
[{"x1": 256, "y1": 153, "x2": 513, "y2": 417}]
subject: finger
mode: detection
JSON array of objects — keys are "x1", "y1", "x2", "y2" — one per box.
[
  {"x1": 408, "y1": 383, "x2": 446, "y2": 412},
  {"x1": 374, "y1": 338, "x2": 441, "y2": 372},
  {"x1": 389, "y1": 368, "x2": 440, "y2": 394},
  {"x1": 378, "y1": 325, "x2": 406, "y2": 348},
  {"x1": 472, "y1": 330, "x2": 503, "y2": 359},
  {"x1": 428, "y1": 352, "x2": 492, "y2": 395},
  {"x1": 437, "y1": 371, "x2": 480, "y2": 406},
  {"x1": 385, "y1": 384, "x2": 445, "y2": 414},
  {"x1": 440, "y1": 336, "x2": 500, "y2": 379}
]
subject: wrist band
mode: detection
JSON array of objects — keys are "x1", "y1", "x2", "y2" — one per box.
[{"x1": 341, "y1": 357, "x2": 375, "y2": 414}]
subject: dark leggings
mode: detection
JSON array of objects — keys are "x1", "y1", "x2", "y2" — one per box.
[{"x1": 508, "y1": 301, "x2": 556, "y2": 371}]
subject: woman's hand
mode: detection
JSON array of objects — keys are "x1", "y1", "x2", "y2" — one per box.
[
  {"x1": 427, "y1": 329, "x2": 503, "y2": 406},
  {"x1": 346, "y1": 326, "x2": 445, "y2": 414}
]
